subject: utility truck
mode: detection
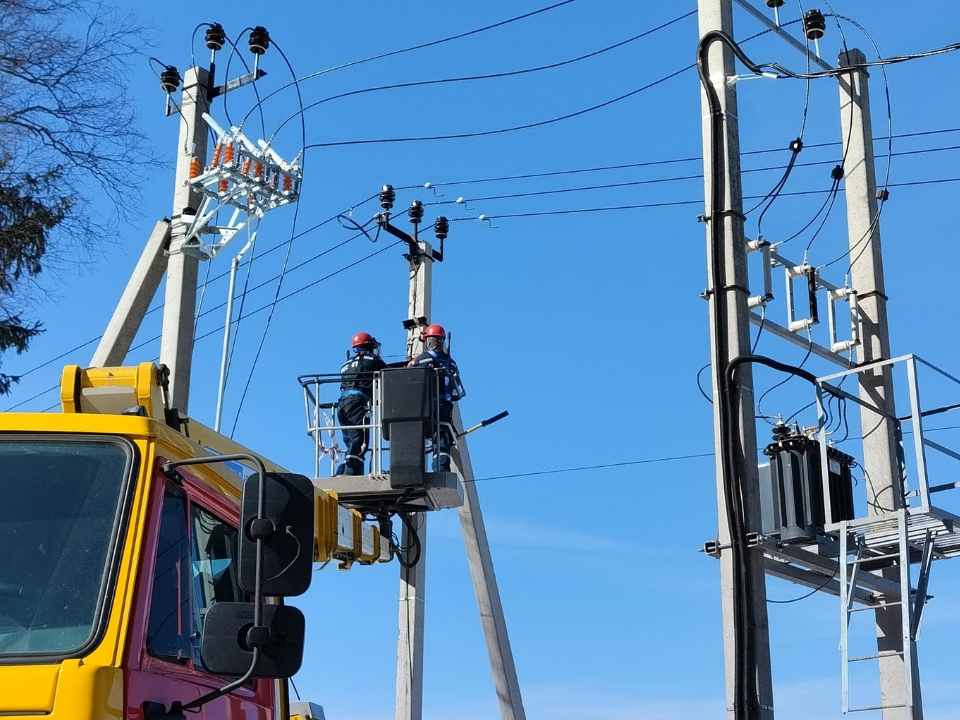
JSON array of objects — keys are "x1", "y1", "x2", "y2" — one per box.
[{"x1": 0, "y1": 363, "x2": 392, "y2": 720}]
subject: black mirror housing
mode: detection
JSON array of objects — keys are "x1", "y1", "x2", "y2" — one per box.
[
  {"x1": 239, "y1": 472, "x2": 315, "y2": 597},
  {"x1": 200, "y1": 602, "x2": 305, "y2": 678}
]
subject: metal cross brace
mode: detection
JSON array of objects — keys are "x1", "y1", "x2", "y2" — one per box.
[{"x1": 176, "y1": 113, "x2": 302, "y2": 260}]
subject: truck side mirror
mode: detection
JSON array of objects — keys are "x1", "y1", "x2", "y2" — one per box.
[
  {"x1": 238, "y1": 472, "x2": 315, "y2": 597},
  {"x1": 200, "y1": 602, "x2": 305, "y2": 678}
]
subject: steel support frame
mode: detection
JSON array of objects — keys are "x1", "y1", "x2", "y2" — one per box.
[{"x1": 731, "y1": 0, "x2": 834, "y2": 71}]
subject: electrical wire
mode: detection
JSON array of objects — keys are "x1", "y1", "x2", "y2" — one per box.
[
  {"x1": 747, "y1": 1, "x2": 812, "y2": 231},
  {"x1": 223, "y1": 219, "x2": 261, "y2": 387},
  {"x1": 263, "y1": 11, "x2": 697, "y2": 143},
  {"x1": 229, "y1": 36, "x2": 307, "y2": 437},
  {"x1": 760, "y1": 39, "x2": 960, "y2": 80},
  {"x1": 756, "y1": 329, "x2": 814, "y2": 424},
  {"x1": 444, "y1": 176, "x2": 960, "y2": 223},
  {"x1": 302, "y1": 65, "x2": 695, "y2": 150},
  {"x1": 470, "y1": 452, "x2": 715, "y2": 482},
  {"x1": 6, "y1": 119, "x2": 960, "y2": 391},
  {"x1": 401, "y1": 134, "x2": 960, "y2": 193},
  {"x1": 220, "y1": 27, "x2": 255, "y2": 130},
  {"x1": 816, "y1": 13, "x2": 896, "y2": 273},
  {"x1": 1, "y1": 236, "x2": 407, "y2": 414},
  {"x1": 6, "y1": 166, "x2": 960, "y2": 400},
  {"x1": 697, "y1": 363, "x2": 713, "y2": 404},
  {"x1": 237, "y1": 0, "x2": 589, "y2": 130},
  {"x1": 767, "y1": 565, "x2": 839, "y2": 604}
]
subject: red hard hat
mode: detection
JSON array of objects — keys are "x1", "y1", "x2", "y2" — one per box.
[
  {"x1": 422, "y1": 324, "x2": 446, "y2": 339},
  {"x1": 351, "y1": 331, "x2": 379, "y2": 348}
]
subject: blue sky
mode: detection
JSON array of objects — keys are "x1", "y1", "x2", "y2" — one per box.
[{"x1": 6, "y1": 1, "x2": 960, "y2": 717}]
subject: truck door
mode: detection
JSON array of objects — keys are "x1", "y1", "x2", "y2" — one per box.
[{"x1": 125, "y1": 464, "x2": 274, "y2": 719}]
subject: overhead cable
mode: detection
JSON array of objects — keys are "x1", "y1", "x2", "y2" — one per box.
[
  {"x1": 302, "y1": 65, "x2": 695, "y2": 150},
  {"x1": 223, "y1": 36, "x2": 308, "y2": 426},
  {"x1": 238, "y1": 0, "x2": 591, "y2": 130},
  {"x1": 265, "y1": 11, "x2": 697, "y2": 141}
]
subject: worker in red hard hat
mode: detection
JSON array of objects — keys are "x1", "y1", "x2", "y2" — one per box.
[
  {"x1": 412, "y1": 323, "x2": 465, "y2": 472},
  {"x1": 336, "y1": 332, "x2": 386, "y2": 475}
]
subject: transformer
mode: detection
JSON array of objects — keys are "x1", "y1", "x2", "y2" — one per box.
[{"x1": 759, "y1": 424, "x2": 855, "y2": 544}]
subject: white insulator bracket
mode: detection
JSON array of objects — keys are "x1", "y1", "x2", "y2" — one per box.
[
  {"x1": 746, "y1": 239, "x2": 774, "y2": 309},
  {"x1": 828, "y1": 287, "x2": 861, "y2": 353},
  {"x1": 785, "y1": 263, "x2": 820, "y2": 333}
]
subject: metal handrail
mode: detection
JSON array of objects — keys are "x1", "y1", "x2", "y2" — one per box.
[
  {"x1": 814, "y1": 353, "x2": 960, "y2": 530},
  {"x1": 300, "y1": 369, "x2": 448, "y2": 478}
]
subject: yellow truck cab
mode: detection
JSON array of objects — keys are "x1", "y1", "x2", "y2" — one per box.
[{"x1": 0, "y1": 363, "x2": 390, "y2": 720}]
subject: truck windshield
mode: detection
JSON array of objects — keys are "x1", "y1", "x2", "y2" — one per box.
[{"x1": 0, "y1": 437, "x2": 131, "y2": 658}]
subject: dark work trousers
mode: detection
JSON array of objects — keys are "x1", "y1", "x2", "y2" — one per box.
[
  {"x1": 336, "y1": 395, "x2": 370, "y2": 476},
  {"x1": 432, "y1": 399, "x2": 455, "y2": 472}
]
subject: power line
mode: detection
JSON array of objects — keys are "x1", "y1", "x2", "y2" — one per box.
[
  {"x1": 9, "y1": 131, "x2": 960, "y2": 385},
  {"x1": 266, "y1": 11, "x2": 698, "y2": 141},
  {"x1": 226, "y1": 36, "x2": 308, "y2": 436},
  {"x1": 303, "y1": 65, "x2": 695, "y2": 150},
  {"x1": 446, "y1": 176, "x2": 960, "y2": 222},
  {"x1": 238, "y1": 0, "x2": 590, "y2": 130},
  {"x1": 400, "y1": 132, "x2": 960, "y2": 191},
  {"x1": 421, "y1": 145, "x2": 960, "y2": 207},
  {"x1": 469, "y1": 423, "x2": 960, "y2": 483},
  {"x1": 470, "y1": 452, "x2": 715, "y2": 482}
]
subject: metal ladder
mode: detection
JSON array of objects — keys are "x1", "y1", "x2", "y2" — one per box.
[{"x1": 838, "y1": 509, "x2": 935, "y2": 714}]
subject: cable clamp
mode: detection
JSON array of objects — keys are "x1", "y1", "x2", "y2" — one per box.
[
  {"x1": 856, "y1": 289, "x2": 888, "y2": 302},
  {"x1": 701, "y1": 209, "x2": 746, "y2": 223},
  {"x1": 701, "y1": 284, "x2": 749, "y2": 299},
  {"x1": 789, "y1": 137, "x2": 803, "y2": 153},
  {"x1": 831, "y1": 165, "x2": 844, "y2": 181},
  {"x1": 718, "y1": 209, "x2": 747, "y2": 222},
  {"x1": 877, "y1": 188, "x2": 890, "y2": 201}
]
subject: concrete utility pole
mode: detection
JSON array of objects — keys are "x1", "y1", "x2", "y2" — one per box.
[
  {"x1": 396, "y1": 240, "x2": 432, "y2": 720},
  {"x1": 160, "y1": 66, "x2": 211, "y2": 412},
  {"x1": 697, "y1": 1, "x2": 775, "y2": 717},
  {"x1": 393, "y1": 233, "x2": 525, "y2": 720},
  {"x1": 838, "y1": 49, "x2": 922, "y2": 719},
  {"x1": 452, "y1": 415, "x2": 527, "y2": 720},
  {"x1": 90, "y1": 220, "x2": 171, "y2": 367}
]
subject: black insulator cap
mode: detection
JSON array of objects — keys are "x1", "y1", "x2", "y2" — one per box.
[
  {"x1": 772, "y1": 422, "x2": 790, "y2": 441},
  {"x1": 249, "y1": 26, "x2": 270, "y2": 55},
  {"x1": 408, "y1": 200, "x2": 424, "y2": 225},
  {"x1": 205, "y1": 23, "x2": 226, "y2": 51},
  {"x1": 159, "y1": 65, "x2": 181, "y2": 94},
  {"x1": 435, "y1": 216, "x2": 449, "y2": 241},
  {"x1": 803, "y1": 9, "x2": 826, "y2": 40},
  {"x1": 379, "y1": 184, "x2": 395, "y2": 210},
  {"x1": 765, "y1": 0, "x2": 784, "y2": 7}
]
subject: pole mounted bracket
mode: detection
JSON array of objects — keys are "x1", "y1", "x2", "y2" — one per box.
[{"x1": 173, "y1": 113, "x2": 302, "y2": 260}]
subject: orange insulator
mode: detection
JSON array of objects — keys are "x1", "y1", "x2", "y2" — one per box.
[
  {"x1": 211, "y1": 143, "x2": 223, "y2": 166},
  {"x1": 282, "y1": 175, "x2": 292, "y2": 193},
  {"x1": 189, "y1": 157, "x2": 200, "y2": 179},
  {"x1": 223, "y1": 144, "x2": 235, "y2": 165},
  {"x1": 241, "y1": 158, "x2": 251, "y2": 175},
  {"x1": 253, "y1": 161, "x2": 264, "y2": 180},
  {"x1": 218, "y1": 178, "x2": 229, "y2": 194}
]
